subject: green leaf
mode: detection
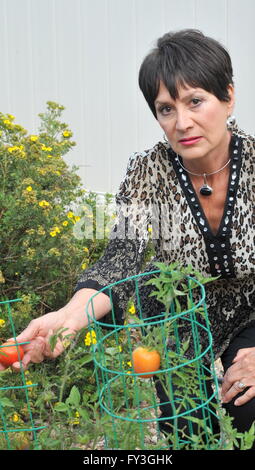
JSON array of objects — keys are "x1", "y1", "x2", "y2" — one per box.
[
  {"x1": 0, "y1": 397, "x2": 15, "y2": 408},
  {"x1": 78, "y1": 407, "x2": 90, "y2": 421},
  {"x1": 105, "y1": 347, "x2": 120, "y2": 356},
  {"x1": 54, "y1": 402, "x2": 69, "y2": 412},
  {"x1": 80, "y1": 354, "x2": 93, "y2": 365},
  {"x1": 185, "y1": 415, "x2": 213, "y2": 434},
  {"x1": 66, "y1": 385, "x2": 81, "y2": 407}
]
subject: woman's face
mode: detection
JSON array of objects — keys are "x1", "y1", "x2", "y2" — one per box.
[{"x1": 154, "y1": 80, "x2": 235, "y2": 163}]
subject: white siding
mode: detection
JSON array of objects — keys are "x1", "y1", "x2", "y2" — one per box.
[{"x1": 0, "y1": 0, "x2": 254, "y2": 193}]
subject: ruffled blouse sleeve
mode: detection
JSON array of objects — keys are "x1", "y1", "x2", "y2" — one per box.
[{"x1": 74, "y1": 151, "x2": 152, "y2": 323}]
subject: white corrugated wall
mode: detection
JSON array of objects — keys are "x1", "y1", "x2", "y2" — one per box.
[{"x1": 0, "y1": 0, "x2": 254, "y2": 193}]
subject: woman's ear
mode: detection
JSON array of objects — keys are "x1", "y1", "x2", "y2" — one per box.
[{"x1": 227, "y1": 84, "x2": 235, "y2": 114}]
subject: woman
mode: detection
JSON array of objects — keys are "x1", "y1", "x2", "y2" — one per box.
[{"x1": 4, "y1": 29, "x2": 255, "y2": 440}]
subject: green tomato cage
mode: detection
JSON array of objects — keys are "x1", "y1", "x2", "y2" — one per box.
[
  {"x1": 86, "y1": 270, "x2": 221, "y2": 450},
  {"x1": 0, "y1": 299, "x2": 46, "y2": 450}
]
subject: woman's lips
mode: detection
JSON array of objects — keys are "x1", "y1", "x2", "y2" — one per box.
[{"x1": 179, "y1": 136, "x2": 202, "y2": 146}]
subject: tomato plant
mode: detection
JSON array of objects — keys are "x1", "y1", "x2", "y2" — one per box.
[
  {"x1": 132, "y1": 346, "x2": 160, "y2": 378},
  {"x1": 0, "y1": 341, "x2": 24, "y2": 367}
]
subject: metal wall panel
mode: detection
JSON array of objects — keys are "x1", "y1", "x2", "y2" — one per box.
[{"x1": 0, "y1": 0, "x2": 254, "y2": 193}]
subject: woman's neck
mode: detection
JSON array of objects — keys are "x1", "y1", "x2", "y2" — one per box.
[{"x1": 182, "y1": 131, "x2": 232, "y2": 176}]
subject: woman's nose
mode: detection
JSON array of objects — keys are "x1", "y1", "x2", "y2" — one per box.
[{"x1": 175, "y1": 110, "x2": 193, "y2": 132}]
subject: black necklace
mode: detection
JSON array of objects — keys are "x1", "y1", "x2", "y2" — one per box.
[{"x1": 176, "y1": 155, "x2": 231, "y2": 196}]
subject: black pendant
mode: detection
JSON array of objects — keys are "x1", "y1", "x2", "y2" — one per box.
[{"x1": 200, "y1": 184, "x2": 213, "y2": 196}]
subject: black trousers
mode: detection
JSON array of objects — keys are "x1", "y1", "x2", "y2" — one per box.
[
  {"x1": 221, "y1": 322, "x2": 255, "y2": 436},
  {"x1": 155, "y1": 322, "x2": 255, "y2": 448}
]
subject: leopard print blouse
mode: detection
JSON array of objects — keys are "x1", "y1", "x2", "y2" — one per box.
[{"x1": 76, "y1": 122, "x2": 255, "y2": 360}]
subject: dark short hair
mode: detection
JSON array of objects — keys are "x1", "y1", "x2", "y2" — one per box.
[{"x1": 138, "y1": 29, "x2": 234, "y2": 118}]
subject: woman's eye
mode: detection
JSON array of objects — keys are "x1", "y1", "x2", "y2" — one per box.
[
  {"x1": 191, "y1": 98, "x2": 201, "y2": 106},
  {"x1": 159, "y1": 105, "x2": 172, "y2": 115}
]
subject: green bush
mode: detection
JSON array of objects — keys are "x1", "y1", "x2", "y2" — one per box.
[{"x1": 0, "y1": 102, "x2": 115, "y2": 328}]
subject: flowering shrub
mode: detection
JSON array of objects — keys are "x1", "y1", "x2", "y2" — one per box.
[
  {"x1": 0, "y1": 102, "x2": 114, "y2": 329},
  {"x1": 0, "y1": 102, "x2": 160, "y2": 451}
]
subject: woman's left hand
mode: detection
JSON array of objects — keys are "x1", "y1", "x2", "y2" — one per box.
[{"x1": 221, "y1": 347, "x2": 255, "y2": 406}]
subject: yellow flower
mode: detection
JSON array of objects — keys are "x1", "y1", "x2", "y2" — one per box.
[
  {"x1": 69, "y1": 411, "x2": 80, "y2": 425},
  {"x1": 84, "y1": 330, "x2": 97, "y2": 347},
  {"x1": 41, "y1": 144, "x2": 52, "y2": 152},
  {"x1": 0, "y1": 271, "x2": 6, "y2": 283},
  {"x1": 85, "y1": 337, "x2": 91, "y2": 346},
  {"x1": 81, "y1": 263, "x2": 87, "y2": 270},
  {"x1": 67, "y1": 211, "x2": 74, "y2": 219},
  {"x1": 74, "y1": 215, "x2": 81, "y2": 222},
  {"x1": 83, "y1": 247, "x2": 89, "y2": 254},
  {"x1": 47, "y1": 154, "x2": 53, "y2": 158},
  {"x1": 50, "y1": 226, "x2": 60, "y2": 237},
  {"x1": 148, "y1": 226, "x2": 153, "y2": 233},
  {"x1": 3, "y1": 119, "x2": 12, "y2": 127},
  {"x1": 0, "y1": 319, "x2": 6, "y2": 328},
  {"x1": 7, "y1": 145, "x2": 26, "y2": 158},
  {"x1": 26, "y1": 186, "x2": 33, "y2": 192},
  {"x1": 126, "y1": 361, "x2": 132, "y2": 368},
  {"x1": 30, "y1": 135, "x2": 38, "y2": 142},
  {"x1": 39, "y1": 200, "x2": 50, "y2": 208},
  {"x1": 62, "y1": 130, "x2": 71, "y2": 138},
  {"x1": 12, "y1": 413, "x2": 19, "y2": 423},
  {"x1": 8, "y1": 146, "x2": 19, "y2": 153},
  {"x1": 26, "y1": 380, "x2": 33, "y2": 390},
  {"x1": 128, "y1": 303, "x2": 136, "y2": 315},
  {"x1": 62, "y1": 220, "x2": 69, "y2": 226}
]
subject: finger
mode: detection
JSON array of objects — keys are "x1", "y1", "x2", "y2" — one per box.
[
  {"x1": 12, "y1": 337, "x2": 46, "y2": 370},
  {"x1": 221, "y1": 366, "x2": 241, "y2": 395},
  {"x1": 26, "y1": 337, "x2": 46, "y2": 362},
  {"x1": 221, "y1": 364, "x2": 242, "y2": 396},
  {"x1": 234, "y1": 386, "x2": 255, "y2": 406},
  {"x1": 15, "y1": 319, "x2": 42, "y2": 343},
  {"x1": 11, "y1": 351, "x2": 31, "y2": 372},
  {"x1": 222, "y1": 380, "x2": 247, "y2": 404},
  {"x1": 233, "y1": 348, "x2": 254, "y2": 363}
]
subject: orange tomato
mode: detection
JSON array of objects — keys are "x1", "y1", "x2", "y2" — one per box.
[
  {"x1": 132, "y1": 346, "x2": 160, "y2": 378},
  {"x1": 0, "y1": 341, "x2": 24, "y2": 367}
]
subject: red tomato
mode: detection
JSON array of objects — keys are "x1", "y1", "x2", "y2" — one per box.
[
  {"x1": 132, "y1": 346, "x2": 160, "y2": 378},
  {"x1": 0, "y1": 341, "x2": 24, "y2": 367}
]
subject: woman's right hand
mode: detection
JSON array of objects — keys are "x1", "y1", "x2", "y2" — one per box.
[
  {"x1": 0, "y1": 288, "x2": 111, "y2": 372},
  {"x1": 0, "y1": 309, "x2": 78, "y2": 371}
]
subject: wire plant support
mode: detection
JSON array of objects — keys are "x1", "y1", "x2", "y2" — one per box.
[
  {"x1": 86, "y1": 269, "x2": 221, "y2": 450},
  {"x1": 0, "y1": 299, "x2": 46, "y2": 450}
]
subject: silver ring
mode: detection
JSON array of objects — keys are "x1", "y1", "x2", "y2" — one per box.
[{"x1": 237, "y1": 381, "x2": 245, "y2": 389}]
